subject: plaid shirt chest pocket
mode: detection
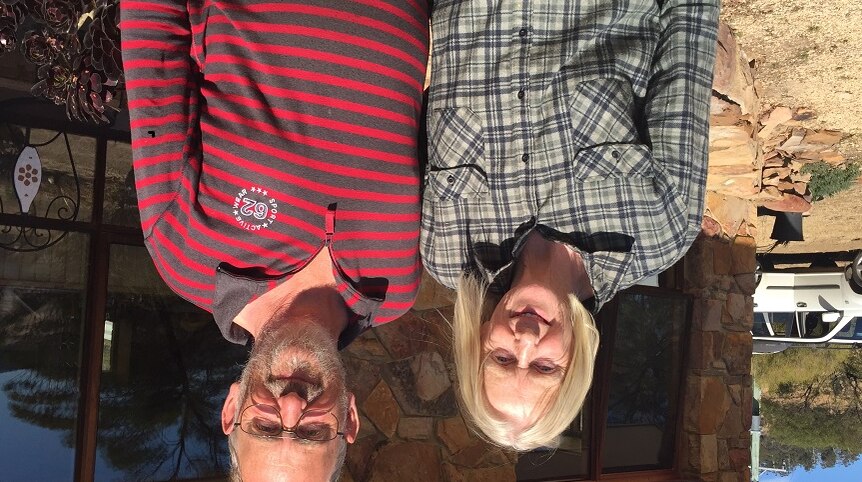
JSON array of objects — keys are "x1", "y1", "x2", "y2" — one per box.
[
  {"x1": 565, "y1": 78, "x2": 653, "y2": 180},
  {"x1": 426, "y1": 107, "x2": 490, "y2": 202}
]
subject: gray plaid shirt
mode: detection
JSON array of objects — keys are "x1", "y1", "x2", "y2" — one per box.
[{"x1": 421, "y1": 0, "x2": 719, "y2": 311}]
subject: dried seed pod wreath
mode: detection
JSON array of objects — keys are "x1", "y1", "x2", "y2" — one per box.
[{"x1": 1, "y1": 0, "x2": 122, "y2": 124}]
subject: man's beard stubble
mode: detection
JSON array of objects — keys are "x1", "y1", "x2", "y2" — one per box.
[{"x1": 236, "y1": 319, "x2": 349, "y2": 413}]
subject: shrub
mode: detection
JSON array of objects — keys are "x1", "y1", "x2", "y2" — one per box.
[{"x1": 801, "y1": 161, "x2": 861, "y2": 201}]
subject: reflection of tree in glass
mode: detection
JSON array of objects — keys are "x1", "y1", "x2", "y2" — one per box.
[
  {"x1": 95, "y1": 292, "x2": 247, "y2": 481},
  {"x1": 1, "y1": 287, "x2": 248, "y2": 481},
  {"x1": 1, "y1": 288, "x2": 82, "y2": 443},
  {"x1": 606, "y1": 293, "x2": 684, "y2": 426},
  {"x1": 758, "y1": 349, "x2": 862, "y2": 472}
]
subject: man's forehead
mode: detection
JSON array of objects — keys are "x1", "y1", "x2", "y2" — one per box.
[{"x1": 236, "y1": 435, "x2": 337, "y2": 481}]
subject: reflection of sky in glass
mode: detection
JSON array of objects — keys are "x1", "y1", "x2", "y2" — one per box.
[
  {"x1": 0, "y1": 370, "x2": 75, "y2": 481},
  {"x1": 761, "y1": 459, "x2": 862, "y2": 481}
]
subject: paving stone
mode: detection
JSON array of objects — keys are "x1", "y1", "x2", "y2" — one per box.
[
  {"x1": 368, "y1": 442, "x2": 442, "y2": 482},
  {"x1": 449, "y1": 442, "x2": 510, "y2": 469},
  {"x1": 413, "y1": 269, "x2": 455, "y2": 311},
  {"x1": 346, "y1": 433, "x2": 384, "y2": 482},
  {"x1": 700, "y1": 378, "x2": 731, "y2": 435},
  {"x1": 713, "y1": 240, "x2": 733, "y2": 275},
  {"x1": 700, "y1": 434, "x2": 718, "y2": 474},
  {"x1": 719, "y1": 403, "x2": 745, "y2": 439},
  {"x1": 382, "y1": 354, "x2": 458, "y2": 417},
  {"x1": 397, "y1": 417, "x2": 434, "y2": 440},
  {"x1": 722, "y1": 332, "x2": 752, "y2": 376},
  {"x1": 718, "y1": 438, "x2": 730, "y2": 470},
  {"x1": 357, "y1": 414, "x2": 378, "y2": 440},
  {"x1": 703, "y1": 299, "x2": 724, "y2": 332},
  {"x1": 456, "y1": 465, "x2": 516, "y2": 482},
  {"x1": 343, "y1": 330, "x2": 390, "y2": 362},
  {"x1": 437, "y1": 415, "x2": 476, "y2": 455},
  {"x1": 725, "y1": 293, "x2": 748, "y2": 323},
  {"x1": 342, "y1": 355, "x2": 382, "y2": 406},
  {"x1": 410, "y1": 351, "x2": 452, "y2": 401},
  {"x1": 363, "y1": 380, "x2": 400, "y2": 438},
  {"x1": 374, "y1": 308, "x2": 453, "y2": 360},
  {"x1": 730, "y1": 235, "x2": 756, "y2": 275},
  {"x1": 728, "y1": 448, "x2": 749, "y2": 472}
]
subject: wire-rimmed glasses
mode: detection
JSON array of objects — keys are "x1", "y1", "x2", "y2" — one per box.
[{"x1": 234, "y1": 403, "x2": 344, "y2": 442}]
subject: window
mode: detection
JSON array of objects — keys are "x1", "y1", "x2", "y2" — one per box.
[
  {"x1": 94, "y1": 245, "x2": 246, "y2": 481},
  {"x1": 0, "y1": 233, "x2": 89, "y2": 481},
  {"x1": 0, "y1": 115, "x2": 246, "y2": 481},
  {"x1": 515, "y1": 273, "x2": 691, "y2": 480}
]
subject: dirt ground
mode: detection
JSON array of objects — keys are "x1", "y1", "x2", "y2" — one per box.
[{"x1": 722, "y1": 0, "x2": 862, "y2": 256}]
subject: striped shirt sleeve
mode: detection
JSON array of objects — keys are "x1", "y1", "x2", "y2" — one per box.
[{"x1": 121, "y1": 0, "x2": 201, "y2": 238}]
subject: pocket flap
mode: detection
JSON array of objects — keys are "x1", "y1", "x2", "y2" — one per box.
[
  {"x1": 426, "y1": 166, "x2": 489, "y2": 201},
  {"x1": 574, "y1": 143, "x2": 653, "y2": 180}
]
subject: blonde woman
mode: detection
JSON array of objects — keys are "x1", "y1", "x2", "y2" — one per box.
[{"x1": 421, "y1": 0, "x2": 720, "y2": 450}]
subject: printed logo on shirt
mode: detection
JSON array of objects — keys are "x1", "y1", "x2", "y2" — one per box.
[{"x1": 233, "y1": 186, "x2": 278, "y2": 231}]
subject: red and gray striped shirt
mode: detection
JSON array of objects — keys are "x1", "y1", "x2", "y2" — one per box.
[{"x1": 121, "y1": 0, "x2": 429, "y2": 346}]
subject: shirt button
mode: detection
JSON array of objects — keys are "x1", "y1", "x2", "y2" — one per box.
[
  {"x1": 447, "y1": 175, "x2": 455, "y2": 184},
  {"x1": 611, "y1": 150, "x2": 621, "y2": 159},
  {"x1": 519, "y1": 27, "x2": 528, "y2": 37},
  {"x1": 517, "y1": 89, "x2": 525, "y2": 99},
  {"x1": 521, "y1": 153, "x2": 529, "y2": 163}
]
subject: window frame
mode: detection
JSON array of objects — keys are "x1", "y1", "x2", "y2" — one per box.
[{"x1": 517, "y1": 261, "x2": 693, "y2": 481}]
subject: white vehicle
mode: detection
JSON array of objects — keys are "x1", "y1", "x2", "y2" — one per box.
[{"x1": 752, "y1": 251, "x2": 862, "y2": 353}]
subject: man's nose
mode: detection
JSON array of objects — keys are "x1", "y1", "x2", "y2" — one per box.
[{"x1": 277, "y1": 392, "x2": 308, "y2": 427}]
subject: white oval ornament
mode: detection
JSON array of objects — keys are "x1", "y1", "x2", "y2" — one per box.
[{"x1": 14, "y1": 146, "x2": 42, "y2": 214}]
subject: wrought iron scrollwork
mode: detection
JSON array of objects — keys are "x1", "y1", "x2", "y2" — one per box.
[{"x1": 1, "y1": 125, "x2": 81, "y2": 252}]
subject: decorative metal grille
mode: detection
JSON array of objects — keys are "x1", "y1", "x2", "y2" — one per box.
[{"x1": 1, "y1": 122, "x2": 81, "y2": 251}]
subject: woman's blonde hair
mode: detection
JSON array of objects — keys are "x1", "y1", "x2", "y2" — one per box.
[{"x1": 452, "y1": 273, "x2": 600, "y2": 451}]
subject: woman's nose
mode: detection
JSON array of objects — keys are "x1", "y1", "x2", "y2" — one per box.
[{"x1": 513, "y1": 315, "x2": 541, "y2": 342}]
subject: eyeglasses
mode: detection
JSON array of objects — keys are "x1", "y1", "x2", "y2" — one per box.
[{"x1": 234, "y1": 403, "x2": 344, "y2": 442}]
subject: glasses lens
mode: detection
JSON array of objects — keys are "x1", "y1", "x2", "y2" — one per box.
[
  {"x1": 296, "y1": 411, "x2": 339, "y2": 441},
  {"x1": 241, "y1": 404, "x2": 283, "y2": 437}
]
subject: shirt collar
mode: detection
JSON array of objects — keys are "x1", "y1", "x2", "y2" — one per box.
[
  {"x1": 211, "y1": 262, "x2": 379, "y2": 349},
  {"x1": 471, "y1": 218, "x2": 635, "y2": 313}
]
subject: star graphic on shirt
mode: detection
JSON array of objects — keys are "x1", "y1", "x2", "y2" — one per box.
[
  {"x1": 233, "y1": 210, "x2": 239, "y2": 216},
  {"x1": 262, "y1": 190, "x2": 268, "y2": 196}
]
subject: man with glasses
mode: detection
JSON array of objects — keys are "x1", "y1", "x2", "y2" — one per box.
[
  {"x1": 121, "y1": 0, "x2": 430, "y2": 479},
  {"x1": 220, "y1": 304, "x2": 359, "y2": 481}
]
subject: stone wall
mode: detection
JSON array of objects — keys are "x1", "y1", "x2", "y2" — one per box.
[
  {"x1": 342, "y1": 194, "x2": 758, "y2": 482},
  {"x1": 679, "y1": 192, "x2": 757, "y2": 482},
  {"x1": 338, "y1": 277, "x2": 518, "y2": 482}
]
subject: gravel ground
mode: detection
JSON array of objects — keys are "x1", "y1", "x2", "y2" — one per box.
[{"x1": 722, "y1": 0, "x2": 862, "y2": 256}]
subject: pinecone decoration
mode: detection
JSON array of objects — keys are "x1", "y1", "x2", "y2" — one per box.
[
  {"x1": 83, "y1": 2, "x2": 120, "y2": 88},
  {"x1": 21, "y1": 28, "x2": 78, "y2": 65},
  {"x1": 31, "y1": 58, "x2": 76, "y2": 105},
  {"x1": 0, "y1": 1, "x2": 28, "y2": 54},
  {"x1": 63, "y1": 1, "x2": 120, "y2": 124},
  {"x1": 32, "y1": 0, "x2": 83, "y2": 33},
  {"x1": 67, "y1": 55, "x2": 113, "y2": 123}
]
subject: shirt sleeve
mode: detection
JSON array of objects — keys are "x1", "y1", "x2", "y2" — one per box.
[
  {"x1": 643, "y1": 0, "x2": 720, "y2": 245},
  {"x1": 120, "y1": 0, "x2": 201, "y2": 238}
]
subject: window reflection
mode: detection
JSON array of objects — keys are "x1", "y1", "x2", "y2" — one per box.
[
  {"x1": 515, "y1": 401, "x2": 591, "y2": 481},
  {"x1": 0, "y1": 232, "x2": 88, "y2": 481},
  {"x1": 602, "y1": 292, "x2": 688, "y2": 471},
  {"x1": 103, "y1": 140, "x2": 139, "y2": 227},
  {"x1": 95, "y1": 244, "x2": 248, "y2": 481}
]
